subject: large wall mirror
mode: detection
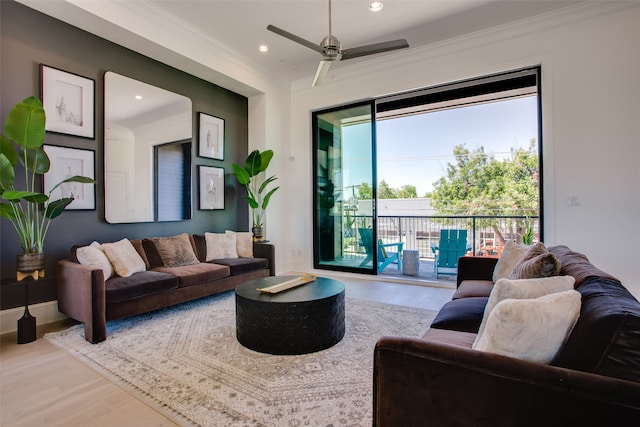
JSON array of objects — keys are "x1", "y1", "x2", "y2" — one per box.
[{"x1": 104, "y1": 72, "x2": 193, "y2": 223}]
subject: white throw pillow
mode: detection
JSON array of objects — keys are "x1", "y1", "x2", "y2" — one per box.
[
  {"x1": 492, "y1": 240, "x2": 530, "y2": 282},
  {"x1": 474, "y1": 275, "x2": 576, "y2": 344},
  {"x1": 76, "y1": 241, "x2": 114, "y2": 280},
  {"x1": 205, "y1": 232, "x2": 238, "y2": 261},
  {"x1": 100, "y1": 238, "x2": 146, "y2": 278},
  {"x1": 472, "y1": 290, "x2": 581, "y2": 364},
  {"x1": 226, "y1": 230, "x2": 253, "y2": 258}
]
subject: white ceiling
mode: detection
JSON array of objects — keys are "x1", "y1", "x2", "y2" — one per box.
[
  {"x1": 146, "y1": 0, "x2": 581, "y2": 82},
  {"x1": 21, "y1": 0, "x2": 583, "y2": 86}
]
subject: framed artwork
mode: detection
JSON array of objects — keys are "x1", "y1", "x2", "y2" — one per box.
[
  {"x1": 198, "y1": 112, "x2": 224, "y2": 160},
  {"x1": 43, "y1": 145, "x2": 95, "y2": 210},
  {"x1": 199, "y1": 165, "x2": 225, "y2": 210},
  {"x1": 41, "y1": 64, "x2": 95, "y2": 139}
]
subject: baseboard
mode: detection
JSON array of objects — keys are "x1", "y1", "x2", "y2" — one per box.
[{"x1": 0, "y1": 301, "x2": 67, "y2": 335}]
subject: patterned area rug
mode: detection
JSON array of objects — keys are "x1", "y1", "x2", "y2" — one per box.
[{"x1": 46, "y1": 291, "x2": 436, "y2": 427}]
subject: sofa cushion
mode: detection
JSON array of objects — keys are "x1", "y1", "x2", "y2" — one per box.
[
  {"x1": 492, "y1": 240, "x2": 529, "y2": 282},
  {"x1": 509, "y1": 243, "x2": 561, "y2": 279},
  {"x1": 209, "y1": 257, "x2": 268, "y2": 276},
  {"x1": 430, "y1": 297, "x2": 488, "y2": 333},
  {"x1": 551, "y1": 278, "x2": 640, "y2": 383},
  {"x1": 475, "y1": 276, "x2": 576, "y2": 342},
  {"x1": 548, "y1": 245, "x2": 620, "y2": 288},
  {"x1": 76, "y1": 241, "x2": 114, "y2": 280},
  {"x1": 205, "y1": 232, "x2": 238, "y2": 261},
  {"x1": 452, "y1": 280, "x2": 494, "y2": 299},
  {"x1": 153, "y1": 262, "x2": 230, "y2": 288},
  {"x1": 152, "y1": 233, "x2": 200, "y2": 267},
  {"x1": 101, "y1": 238, "x2": 147, "y2": 278},
  {"x1": 473, "y1": 290, "x2": 581, "y2": 364},
  {"x1": 226, "y1": 230, "x2": 253, "y2": 258},
  {"x1": 105, "y1": 271, "x2": 178, "y2": 304}
]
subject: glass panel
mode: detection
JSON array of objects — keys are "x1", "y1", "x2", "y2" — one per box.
[
  {"x1": 104, "y1": 71, "x2": 192, "y2": 223},
  {"x1": 313, "y1": 102, "x2": 376, "y2": 273}
]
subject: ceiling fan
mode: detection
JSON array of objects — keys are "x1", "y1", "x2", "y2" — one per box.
[{"x1": 267, "y1": 0, "x2": 409, "y2": 87}]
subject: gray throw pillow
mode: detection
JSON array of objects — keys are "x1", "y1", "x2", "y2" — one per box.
[
  {"x1": 152, "y1": 233, "x2": 200, "y2": 268},
  {"x1": 510, "y1": 243, "x2": 561, "y2": 279}
]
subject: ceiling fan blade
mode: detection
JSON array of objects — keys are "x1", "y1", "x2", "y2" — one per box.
[
  {"x1": 312, "y1": 60, "x2": 332, "y2": 87},
  {"x1": 267, "y1": 24, "x2": 323, "y2": 54},
  {"x1": 341, "y1": 39, "x2": 409, "y2": 60}
]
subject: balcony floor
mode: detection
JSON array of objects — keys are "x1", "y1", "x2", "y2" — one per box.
[
  {"x1": 378, "y1": 258, "x2": 459, "y2": 284},
  {"x1": 321, "y1": 255, "x2": 459, "y2": 286}
]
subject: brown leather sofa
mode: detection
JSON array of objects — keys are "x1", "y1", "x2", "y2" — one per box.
[
  {"x1": 373, "y1": 245, "x2": 640, "y2": 426},
  {"x1": 57, "y1": 235, "x2": 275, "y2": 344}
]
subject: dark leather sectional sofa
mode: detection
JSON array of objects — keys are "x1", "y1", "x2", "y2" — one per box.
[
  {"x1": 374, "y1": 245, "x2": 640, "y2": 426},
  {"x1": 56, "y1": 234, "x2": 275, "y2": 344}
]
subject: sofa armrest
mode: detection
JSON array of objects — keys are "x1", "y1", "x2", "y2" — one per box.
[
  {"x1": 56, "y1": 259, "x2": 107, "y2": 343},
  {"x1": 253, "y1": 242, "x2": 276, "y2": 276},
  {"x1": 373, "y1": 336, "x2": 640, "y2": 427},
  {"x1": 456, "y1": 256, "x2": 498, "y2": 287}
]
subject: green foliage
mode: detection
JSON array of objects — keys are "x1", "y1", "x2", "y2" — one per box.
[
  {"x1": 357, "y1": 182, "x2": 373, "y2": 200},
  {"x1": 231, "y1": 149, "x2": 279, "y2": 227},
  {"x1": 356, "y1": 181, "x2": 416, "y2": 199},
  {"x1": 397, "y1": 184, "x2": 417, "y2": 199},
  {"x1": 430, "y1": 141, "x2": 538, "y2": 217},
  {"x1": 378, "y1": 180, "x2": 396, "y2": 199},
  {"x1": 0, "y1": 97, "x2": 96, "y2": 253},
  {"x1": 430, "y1": 141, "x2": 539, "y2": 242}
]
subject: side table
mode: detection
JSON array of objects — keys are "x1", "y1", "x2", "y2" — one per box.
[
  {"x1": 403, "y1": 250, "x2": 419, "y2": 276},
  {"x1": 16, "y1": 276, "x2": 37, "y2": 344}
]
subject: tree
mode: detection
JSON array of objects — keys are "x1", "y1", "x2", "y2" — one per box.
[
  {"x1": 430, "y1": 141, "x2": 539, "y2": 243},
  {"x1": 397, "y1": 184, "x2": 417, "y2": 199},
  {"x1": 378, "y1": 180, "x2": 397, "y2": 199},
  {"x1": 357, "y1": 182, "x2": 373, "y2": 200}
]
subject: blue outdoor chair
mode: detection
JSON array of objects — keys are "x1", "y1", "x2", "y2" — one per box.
[
  {"x1": 431, "y1": 229, "x2": 468, "y2": 277},
  {"x1": 358, "y1": 228, "x2": 404, "y2": 273}
]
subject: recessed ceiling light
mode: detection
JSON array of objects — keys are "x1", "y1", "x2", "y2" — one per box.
[
  {"x1": 258, "y1": 45, "x2": 269, "y2": 52},
  {"x1": 369, "y1": 2, "x2": 383, "y2": 12},
  {"x1": 135, "y1": 95, "x2": 143, "y2": 100}
]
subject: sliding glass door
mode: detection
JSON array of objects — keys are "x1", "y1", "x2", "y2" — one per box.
[{"x1": 312, "y1": 101, "x2": 377, "y2": 274}]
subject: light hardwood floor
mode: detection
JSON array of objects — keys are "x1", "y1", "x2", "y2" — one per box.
[{"x1": 0, "y1": 277, "x2": 453, "y2": 427}]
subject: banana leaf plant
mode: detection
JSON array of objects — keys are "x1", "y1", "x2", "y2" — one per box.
[
  {"x1": 0, "y1": 96, "x2": 95, "y2": 254},
  {"x1": 231, "y1": 149, "x2": 279, "y2": 228}
]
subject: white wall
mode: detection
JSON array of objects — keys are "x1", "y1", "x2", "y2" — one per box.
[{"x1": 280, "y1": 2, "x2": 640, "y2": 298}]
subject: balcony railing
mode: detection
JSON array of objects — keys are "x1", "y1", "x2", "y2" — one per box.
[{"x1": 345, "y1": 215, "x2": 539, "y2": 259}]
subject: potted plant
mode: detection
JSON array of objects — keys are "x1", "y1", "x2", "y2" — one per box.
[
  {"x1": 231, "y1": 149, "x2": 279, "y2": 241},
  {"x1": 0, "y1": 96, "x2": 95, "y2": 273}
]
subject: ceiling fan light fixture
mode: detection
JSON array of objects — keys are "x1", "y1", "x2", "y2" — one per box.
[
  {"x1": 267, "y1": 0, "x2": 408, "y2": 87},
  {"x1": 369, "y1": 2, "x2": 383, "y2": 12}
]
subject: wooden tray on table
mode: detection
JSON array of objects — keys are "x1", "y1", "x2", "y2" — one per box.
[{"x1": 257, "y1": 274, "x2": 317, "y2": 293}]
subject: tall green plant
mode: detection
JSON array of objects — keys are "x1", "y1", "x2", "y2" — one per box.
[
  {"x1": 0, "y1": 96, "x2": 95, "y2": 253},
  {"x1": 231, "y1": 149, "x2": 279, "y2": 228}
]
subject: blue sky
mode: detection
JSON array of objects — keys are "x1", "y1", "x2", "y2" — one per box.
[{"x1": 343, "y1": 96, "x2": 538, "y2": 197}]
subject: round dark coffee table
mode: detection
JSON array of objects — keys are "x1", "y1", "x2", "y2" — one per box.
[{"x1": 235, "y1": 276, "x2": 345, "y2": 355}]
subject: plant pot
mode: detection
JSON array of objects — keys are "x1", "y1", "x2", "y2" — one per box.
[
  {"x1": 252, "y1": 226, "x2": 264, "y2": 242},
  {"x1": 17, "y1": 253, "x2": 45, "y2": 281}
]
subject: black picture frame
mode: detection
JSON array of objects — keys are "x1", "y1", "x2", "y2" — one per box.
[
  {"x1": 41, "y1": 64, "x2": 95, "y2": 139},
  {"x1": 198, "y1": 165, "x2": 224, "y2": 210},
  {"x1": 198, "y1": 112, "x2": 224, "y2": 160},
  {"x1": 43, "y1": 145, "x2": 96, "y2": 210}
]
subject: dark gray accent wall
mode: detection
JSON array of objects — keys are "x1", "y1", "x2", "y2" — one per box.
[{"x1": 0, "y1": 1, "x2": 249, "y2": 308}]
